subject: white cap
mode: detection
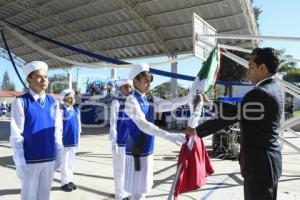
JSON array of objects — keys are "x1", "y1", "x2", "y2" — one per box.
[
  {"x1": 128, "y1": 63, "x2": 150, "y2": 80},
  {"x1": 59, "y1": 89, "x2": 75, "y2": 100},
  {"x1": 23, "y1": 61, "x2": 48, "y2": 78},
  {"x1": 116, "y1": 78, "x2": 132, "y2": 87}
]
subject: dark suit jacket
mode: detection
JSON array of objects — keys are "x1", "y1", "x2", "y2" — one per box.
[{"x1": 196, "y1": 78, "x2": 283, "y2": 185}]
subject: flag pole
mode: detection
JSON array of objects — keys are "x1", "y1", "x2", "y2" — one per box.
[{"x1": 167, "y1": 163, "x2": 182, "y2": 200}]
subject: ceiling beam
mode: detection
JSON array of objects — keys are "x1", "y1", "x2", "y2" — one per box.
[
  {"x1": 117, "y1": 0, "x2": 173, "y2": 57},
  {"x1": 9, "y1": 29, "x2": 154, "y2": 58},
  {"x1": 143, "y1": 0, "x2": 232, "y2": 18},
  {"x1": 4, "y1": 22, "x2": 249, "y2": 61},
  {"x1": 3, "y1": 0, "x2": 96, "y2": 25},
  {"x1": 2, "y1": 0, "x2": 230, "y2": 35},
  {"x1": 13, "y1": 3, "x2": 123, "y2": 34},
  {"x1": 157, "y1": 13, "x2": 244, "y2": 31},
  {"x1": 239, "y1": 0, "x2": 258, "y2": 47},
  {"x1": 7, "y1": 0, "x2": 105, "y2": 54},
  {"x1": 2, "y1": 11, "x2": 245, "y2": 52},
  {"x1": 0, "y1": 47, "x2": 25, "y2": 66},
  {"x1": 19, "y1": 41, "x2": 159, "y2": 64}
]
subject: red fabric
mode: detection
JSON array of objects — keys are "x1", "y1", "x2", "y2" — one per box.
[{"x1": 174, "y1": 135, "x2": 214, "y2": 200}]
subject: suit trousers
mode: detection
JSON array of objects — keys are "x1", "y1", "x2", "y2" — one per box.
[{"x1": 244, "y1": 179, "x2": 278, "y2": 200}]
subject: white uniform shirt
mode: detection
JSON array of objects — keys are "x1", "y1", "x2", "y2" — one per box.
[
  {"x1": 109, "y1": 99, "x2": 120, "y2": 142},
  {"x1": 124, "y1": 90, "x2": 190, "y2": 138}
]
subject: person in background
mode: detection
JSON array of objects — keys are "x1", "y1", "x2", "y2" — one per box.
[
  {"x1": 109, "y1": 78, "x2": 132, "y2": 200},
  {"x1": 59, "y1": 89, "x2": 81, "y2": 192},
  {"x1": 186, "y1": 48, "x2": 283, "y2": 200},
  {"x1": 10, "y1": 61, "x2": 63, "y2": 200}
]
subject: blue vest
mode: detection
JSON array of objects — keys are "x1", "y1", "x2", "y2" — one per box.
[
  {"x1": 21, "y1": 93, "x2": 56, "y2": 164},
  {"x1": 62, "y1": 106, "x2": 79, "y2": 147},
  {"x1": 125, "y1": 91, "x2": 155, "y2": 156},
  {"x1": 115, "y1": 97, "x2": 129, "y2": 147}
]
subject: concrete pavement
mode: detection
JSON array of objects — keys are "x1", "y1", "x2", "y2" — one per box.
[{"x1": 0, "y1": 120, "x2": 299, "y2": 200}]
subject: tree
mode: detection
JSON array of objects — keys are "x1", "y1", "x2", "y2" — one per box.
[
  {"x1": 47, "y1": 74, "x2": 77, "y2": 94},
  {"x1": 151, "y1": 82, "x2": 188, "y2": 99},
  {"x1": 218, "y1": 51, "x2": 249, "y2": 97},
  {"x1": 251, "y1": 0, "x2": 262, "y2": 28},
  {"x1": 1, "y1": 71, "x2": 15, "y2": 91},
  {"x1": 217, "y1": 2, "x2": 262, "y2": 97}
]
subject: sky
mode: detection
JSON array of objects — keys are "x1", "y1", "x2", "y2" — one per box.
[{"x1": 0, "y1": 0, "x2": 299, "y2": 92}]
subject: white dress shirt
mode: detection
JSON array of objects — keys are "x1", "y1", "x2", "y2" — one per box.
[{"x1": 255, "y1": 76, "x2": 275, "y2": 87}]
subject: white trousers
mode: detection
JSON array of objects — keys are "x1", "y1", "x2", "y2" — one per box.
[
  {"x1": 20, "y1": 161, "x2": 55, "y2": 200},
  {"x1": 112, "y1": 146, "x2": 128, "y2": 200},
  {"x1": 60, "y1": 146, "x2": 76, "y2": 185},
  {"x1": 125, "y1": 154, "x2": 153, "y2": 200},
  {"x1": 130, "y1": 194, "x2": 146, "y2": 200}
]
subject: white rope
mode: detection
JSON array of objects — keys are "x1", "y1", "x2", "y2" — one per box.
[{"x1": 5, "y1": 24, "x2": 193, "y2": 68}]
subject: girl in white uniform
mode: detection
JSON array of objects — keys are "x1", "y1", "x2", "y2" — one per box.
[
  {"x1": 59, "y1": 89, "x2": 81, "y2": 192},
  {"x1": 109, "y1": 78, "x2": 132, "y2": 200}
]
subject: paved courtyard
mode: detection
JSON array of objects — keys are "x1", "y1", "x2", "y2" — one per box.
[{"x1": 0, "y1": 119, "x2": 299, "y2": 200}]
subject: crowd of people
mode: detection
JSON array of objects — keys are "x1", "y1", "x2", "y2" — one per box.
[{"x1": 10, "y1": 47, "x2": 283, "y2": 200}]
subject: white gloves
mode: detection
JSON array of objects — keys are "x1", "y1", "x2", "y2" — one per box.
[
  {"x1": 188, "y1": 77, "x2": 203, "y2": 99},
  {"x1": 112, "y1": 142, "x2": 119, "y2": 155},
  {"x1": 54, "y1": 149, "x2": 63, "y2": 171},
  {"x1": 164, "y1": 133, "x2": 186, "y2": 146},
  {"x1": 16, "y1": 163, "x2": 30, "y2": 179},
  {"x1": 11, "y1": 144, "x2": 30, "y2": 179}
]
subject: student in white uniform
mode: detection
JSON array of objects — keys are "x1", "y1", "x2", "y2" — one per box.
[
  {"x1": 124, "y1": 63, "x2": 194, "y2": 200},
  {"x1": 10, "y1": 61, "x2": 63, "y2": 200},
  {"x1": 59, "y1": 89, "x2": 81, "y2": 192},
  {"x1": 109, "y1": 78, "x2": 132, "y2": 200}
]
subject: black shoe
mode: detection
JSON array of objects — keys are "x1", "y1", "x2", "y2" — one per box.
[
  {"x1": 122, "y1": 197, "x2": 130, "y2": 200},
  {"x1": 61, "y1": 184, "x2": 73, "y2": 192},
  {"x1": 68, "y1": 182, "x2": 77, "y2": 190}
]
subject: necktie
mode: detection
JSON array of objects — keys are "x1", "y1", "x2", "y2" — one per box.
[{"x1": 37, "y1": 97, "x2": 44, "y2": 106}]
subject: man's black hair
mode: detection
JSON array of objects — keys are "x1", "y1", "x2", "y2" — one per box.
[{"x1": 251, "y1": 47, "x2": 280, "y2": 74}]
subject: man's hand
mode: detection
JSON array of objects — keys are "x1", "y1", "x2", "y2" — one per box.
[{"x1": 185, "y1": 126, "x2": 196, "y2": 136}]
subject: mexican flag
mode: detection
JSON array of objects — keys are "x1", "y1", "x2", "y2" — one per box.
[
  {"x1": 190, "y1": 47, "x2": 221, "y2": 97},
  {"x1": 171, "y1": 48, "x2": 220, "y2": 200},
  {"x1": 188, "y1": 47, "x2": 221, "y2": 128}
]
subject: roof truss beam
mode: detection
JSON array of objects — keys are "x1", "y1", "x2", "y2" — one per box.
[
  {"x1": 7, "y1": 0, "x2": 105, "y2": 54},
  {"x1": 117, "y1": 0, "x2": 173, "y2": 56}
]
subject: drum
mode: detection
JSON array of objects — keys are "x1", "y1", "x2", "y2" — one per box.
[{"x1": 212, "y1": 125, "x2": 240, "y2": 159}]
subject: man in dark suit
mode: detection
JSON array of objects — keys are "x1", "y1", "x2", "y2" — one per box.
[{"x1": 186, "y1": 47, "x2": 283, "y2": 200}]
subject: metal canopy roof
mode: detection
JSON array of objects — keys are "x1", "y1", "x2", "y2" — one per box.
[{"x1": 0, "y1": 0, "x2": 258, "y2": 69}]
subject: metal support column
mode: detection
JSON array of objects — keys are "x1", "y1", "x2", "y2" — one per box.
[
  {"x1": 111, "y1": 68, "x2": 117, "y2": 80},
  {"x1": 67, "y1": 67, "x2": 73, "y2": 90},
  {"x1": 171, "y1": 55, "x2": 178, "y2": 98}
]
